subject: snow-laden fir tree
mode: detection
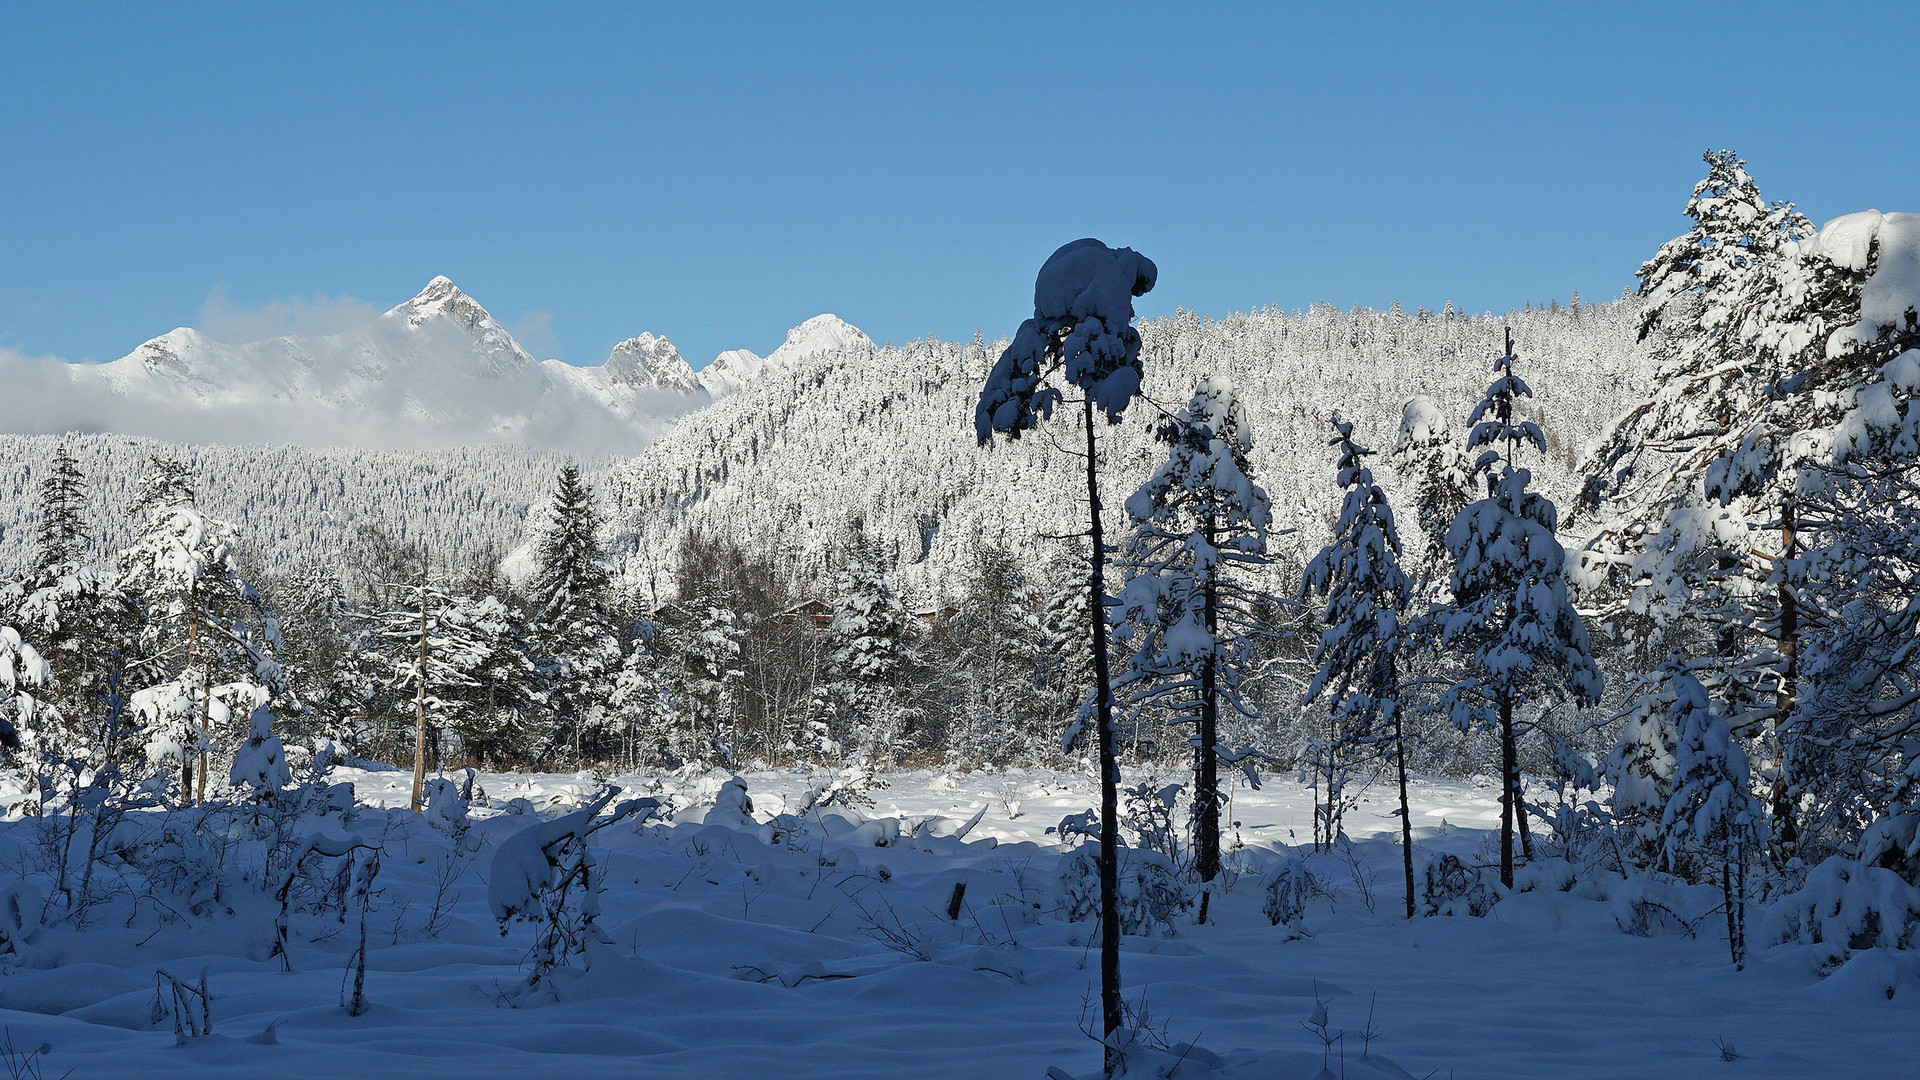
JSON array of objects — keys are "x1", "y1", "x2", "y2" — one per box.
[
  {"x1": 446, "y1": 593, "x2": 541, "y2": 768},
  {"x1": 1, "y1": 444, "x2": 140, "y2": 760},
  {"x1": 0, "y1": 625, "x2": 51, "y2": 761},
  {"x1": 34, "y1": 445, "x2": 88, "y2": 570},
  {"x1": 943, "y1": 543, "x2": 1045, "y2": 764},
  {"x1": 1661, "y1": 662, "x2": 1765, "y2": 966},
  {"x1": 815, "y1": 537, "x2": 918, "y2": 766},
  {"x1": 1573, "y1": 151, "x2": 1818, "y2": 849},
  {"x1": 662, "y1": 578, "x2": 746, "y2": 764},
  {"x1": 1114, "y1": 375, "x2": 1271, "y2": 894},
  {"x1": 1302, "y1": 417, "x2": 1418, "y2": 916},
  {"x1": 975, "y1": 238, "x2": 1157, "y2": 1072},
  {"x1": 1392, "y1": 393, "x2": 1472, "y2": 582},
  {"x1": 527, "y1": 464, "x2": 621, "y2": 763},
  {"x1": 117, "y1": 456, "x2": 286, "y2": 803},
  {"x1": 1037, "y1": 548, "x2": 1098, "y2": 743},
  {"x1": 1580, "y1": 154, "x2": 1919, "y2": 860},
  {"x1": 1440, "y1": 330, "x2": 1604, "y2": 887},
  {"x1": 610, "y1": 622, "x2": 676, "y2": 767},
  {"x1": 1604, "y1": 674, "x2": 1679, "y2": 869}
]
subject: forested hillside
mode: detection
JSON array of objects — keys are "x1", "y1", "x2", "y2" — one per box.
[
  {"x1": 0, "y1": 433, "x2": 573, "y2": 579},
  {"x1": 605, "y1": 299, "x2": 1648, "y2": 607}
]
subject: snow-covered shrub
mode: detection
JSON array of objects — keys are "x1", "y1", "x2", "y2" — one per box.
[
  {"x1": 1611, "y1": 873, "x2": 1698, "y2": 939},
  {"x1": 1761, "y1": 856, "x2": 1920, "y2": 969},
  {"x1": 140, "y1": 817, "x2": 227, "y2": 916},
  {"x1": 1261, "y1": 855, "x2": 1314, "y2": 934},
  {"x1": 792, "y1": 763, "x2": 887, "y2": 815},
  {"x1": 1120, "y1": 780, "x2": 1185, "y2": 868},
  {"x1": 424, "y1": 777, "x2": 470, "y2": 839},
  {"x1": 1056, "y1": 844, "x2": 1191, "y2": 935},
  {"x1": 1054, "y1": 808, "x2": 1101, "y2": 847},
  {"x1": 1535, "y1": 799, "x2": 1623, "y2": 880},
  {"x1": 489, "y1": 788, "x2": 649, "y2": 994},
  {"x1": 1419, "y1": 853, "x2": 1497, "y2": 917},
  {"x1": 228, "y1": 705, "x2": 290, "y2": 801},
  {"x1": 701, "y1": 776, "x2": 757, "y2": 830}
]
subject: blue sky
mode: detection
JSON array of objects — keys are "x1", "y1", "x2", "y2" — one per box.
[{"x1": 2, "y1": 2, "x2": 1914, "y2": 369}]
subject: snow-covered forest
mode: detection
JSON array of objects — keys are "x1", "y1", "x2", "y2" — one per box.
[{"x1": 1, "y1": 154, "x2": 1917, "y2": 1078}]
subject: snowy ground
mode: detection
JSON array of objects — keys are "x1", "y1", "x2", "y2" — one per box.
[{"x1": 0, "y1": 764, "x2": 1913, "y2": 1079}]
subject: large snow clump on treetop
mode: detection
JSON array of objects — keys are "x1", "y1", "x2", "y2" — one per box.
[
  {"x1": 975, "y1": 238, "x2": 1158, "y2": 441},
  {"x1": 1800, "y1": 210, "x2": 1920, "y2": 342}
]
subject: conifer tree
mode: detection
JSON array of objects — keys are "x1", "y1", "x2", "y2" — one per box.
[
  {"x1": 1303, "y1": 417, "x2": 1417, "y2": 915},
  {"x1": 3, "y1": 443, "x2": 139, "y2": 760},
  {"x1": 1114, "y1": 376, "x2": 1271, "y2": 894},
  {"x1": 1392, "y1": 394, "x2": 1472, "y2": 580},
  {"x1": 664, "y1": 578, "x2": 746, "y2": 763},
  {"x1": 34, "y1": 445, "x2": 88, "y2": 571},
  {"x1": 1440, "y1": 330, "x2": 1604, "y2": 887},
  {"x1": 528, "y1": 464, "x2": 620, "y2": 762},
  {"x1": 943, "y1": 543, "x2": 1042, "y2": 763},
  {"x1": 1662, "y1": 662, "x2": 1764, "y2": 966},
  {"x1": 816, "y1": 537, "x2": 918, "y2": 764},
  {"x1": 360, "y1": 568, "x2": 488, "y2": 810},
  {"x1": 975, "y1": 238, "x2": 1157, "y2": 1072},
  {"x1": 118, "y1": 456, "x2": 285, "y2": 802}
]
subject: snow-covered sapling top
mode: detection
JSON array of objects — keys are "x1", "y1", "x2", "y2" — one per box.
[{"x1": 975, "y1": 238, "x2": 1158, "y2": 441}]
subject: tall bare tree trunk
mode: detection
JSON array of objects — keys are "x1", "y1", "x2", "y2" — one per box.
[
  {"x1": 410, "y1": 572, "x2": 430, "y2": 813},
  {"x1": 1771, "y1": 496, "x2": 1800, "y2": 855},
  {"x1": 1082, "y1": 396, "x2": 1124, "y2": 1075},
  {"x1": 1195, "y1": 513, "x2": 1221, "y2": 897},
  {"x1": 182, "y1": 603, "x2": 200, "y2": 805},
  {"x1": 1391, "y1": 694, "x2": 1415, "y2": 919},
  {"x1": 1499, "y1": 692, "x2": 1516, "y2": 889}
]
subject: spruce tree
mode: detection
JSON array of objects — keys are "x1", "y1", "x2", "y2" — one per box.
[
  {"x1": 118, "y1": 456, "x2": 284, "y2": 802},
  {"x1": 1440, "y1": 330, "x2": 1604, "y2": 887},
  {"x1": 1114, "y1": 376, "x2": 1272, "y2": 895},
  {"x1": 527, "y1": 464, "x2": 620, "y2": 762},
  {"x1": 1303, "y1": 417, "x2": 1417, "y2": 916},
  {"x1": 1661, "y1": 661, "x2": 1764, "y2": 966},
  {"x1": 34, "y1": 445, "x2": 88, "y2": 572},
  {"x1": 816, "y1": 538, "x2": 917, "y2": 765}
]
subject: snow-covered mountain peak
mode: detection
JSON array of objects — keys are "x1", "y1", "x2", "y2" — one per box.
[
  {"x1": 129, "y1": 327, "x2": 217, "y2": 378},
  {"x1": 382, "y1": 276, "x2": 534, "y2": 372},
  {"x1": 698, "y1": 315, "x2": 871, "y2": 397},
  {"x1": 603, "y1": 333, "x2": 701, "y2": 394},
  {"x1": 767, "y1": 313, "x2": 872, "y2": 367}
]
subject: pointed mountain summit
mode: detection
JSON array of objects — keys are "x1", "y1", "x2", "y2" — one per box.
[{"x1": 383, "y1": 276, "x2": 535, "y2": 373}]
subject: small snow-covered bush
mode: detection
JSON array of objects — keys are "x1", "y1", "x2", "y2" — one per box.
[
  {"x1": 1420, "y1": 853, "x2": 1497, "y2": 917},
  {"x1": 227, "y1": 705, "x2": 290, "y2": 801},
  {"x1": 1261, "y1": 855, "x2": 1314, "y2": 934},
  {"x1": 1056, "y1": 844, "x2": 1191, "y2": 935},
  {"x1": 424, "y1": 777, "x2": 470, "y2": 838},
  {"x1": 1761, "y1": 856, "x2": 1920, "y2": 969},
  {"x1": 489, "y1": 788, "x2": 652, "y2": 994},
  {"x1": 1121, "y1": 780, "x2": 1185, "y2": 866}
]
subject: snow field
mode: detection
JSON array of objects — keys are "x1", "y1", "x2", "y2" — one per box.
[{"x1": 0, "y1": 767, "x2": 1912, "y2": 1079}]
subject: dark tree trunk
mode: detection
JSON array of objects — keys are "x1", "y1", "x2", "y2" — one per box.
[
  {"x1": 1082, "y1": 396, "x2": 1124, "y2": 1075},
  {"x1": 1771, "y1": 496, "x2": 1801, "y2": 857},
  {"x1": 1392, "y1": 695, "x2": 1415, "y2": 919},
  {"x1": 1499, "y1": 692, "x2": 1516, "y2": 889},
  {"x1": 1195, "y1": 513, "x2": 1221, "y2": 890}
]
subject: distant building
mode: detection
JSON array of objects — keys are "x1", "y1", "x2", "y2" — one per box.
[{"x1": 775, "y1": 599, "x2": 836, "y2": 629}]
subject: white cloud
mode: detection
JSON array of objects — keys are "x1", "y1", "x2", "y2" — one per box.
[
  {"x1": 197, "y1": 284, "x2": 381, "y2": 344},
  {"x1": 507, "y1": 310, "x2": 559, "y2": 359}
]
